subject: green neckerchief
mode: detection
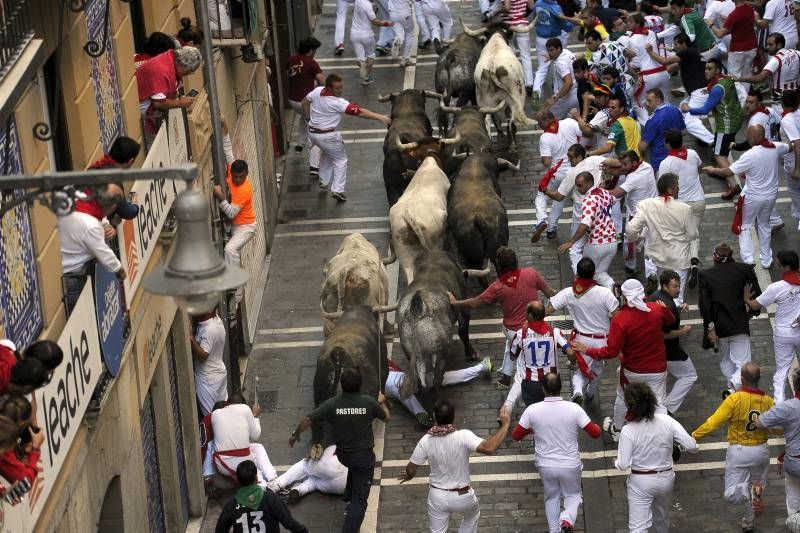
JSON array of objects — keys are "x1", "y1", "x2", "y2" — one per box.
[{"x1": 235, "y1": 484, "x2": 264, "y2": 510}]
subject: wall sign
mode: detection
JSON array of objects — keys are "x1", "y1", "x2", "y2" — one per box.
[
  {"x1": 94, "y1": 263, "x2": 124, "y2": 376},
  {"x1": 86, "y1": 0, "x2": 124, "y2": 151}
]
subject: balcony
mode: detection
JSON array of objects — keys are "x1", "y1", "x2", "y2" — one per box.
[
  {"x1": 0, "y1": 0, "x2": 44, "y2": 129},
  {"x1": 208, "y1": 0, "x2": 252, "y2": 46},
  {"x1": 0, "y1": 0, "x2": 35, "y2": 80}
]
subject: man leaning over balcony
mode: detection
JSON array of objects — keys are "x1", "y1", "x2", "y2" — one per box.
[
  {"x1": 135, "y1": 46, "x2": 202, "y2": 133},
  {"x1": 58, "y1": 184, "x2": 127, "y2": 314}
]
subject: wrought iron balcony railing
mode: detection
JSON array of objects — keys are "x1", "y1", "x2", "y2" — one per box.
[{"x1": 0, "y1": 0, "x2": 35, "y2": 81}]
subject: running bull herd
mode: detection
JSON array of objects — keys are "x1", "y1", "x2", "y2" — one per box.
[{"x1": 312, "y1": 19, "x2": 536, "y2": 455}]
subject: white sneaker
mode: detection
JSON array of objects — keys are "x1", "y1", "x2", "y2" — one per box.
[
  {"x1": 265, "y1": 479, "x2": 281, "y2": 493},
  {"x1": 391, "y1": 39, "x2": 401, "y2": 58},
  {"x1": 602, "y1": 416, "x2": 620, "y2": 442}
]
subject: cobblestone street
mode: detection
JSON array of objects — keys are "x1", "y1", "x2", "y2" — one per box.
[{"x1": 200, "y1": 1, "x2": 799, "y2": 531}]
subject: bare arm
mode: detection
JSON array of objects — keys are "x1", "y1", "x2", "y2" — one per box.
[
  {"x1": 702, "y1": 165, "x2": 735, "y2": 178},
  {"x1": 448, "y1": 291, "x2": 486, "y2": 309},
  {"x1": 289, "y1": 416, "x2": 312, "y2": 447},
  {"x1": 476, "y1": 411, "x2": 510, "y2": 454},
  {"x1": 541, "y1": 283, "x2": 558, "y2": 298},
  {"x1": 664, "y1": 325, "x2": 692, "y2": 339},
  {"x1": 302, "y1": 99, "x2": 311, "y2": 120},
  {"x1": 151, "y1": 96, "x2": 195, "y2": 111},
  {"x1": 397, "y1": 461, "x2": 419, "y2": 483},
  {"x1": 737, "y1": 69, "x2": 771, "y2": 84},
  {"x1": 190, "y1": 338, "x2": 209, "y2": 363},
  {"x1": 358, "y1": 108, "x2": 392, "y2": 127},
  {"x1": 587, "y1": 142, "x2": 615, "y2": 156},
  {"x1": 552, "y1": 74, "x2": 574, "y2": 103}
]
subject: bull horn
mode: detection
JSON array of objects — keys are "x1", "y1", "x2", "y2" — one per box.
[
  {"x1": 440, "y1": 131, "x2": 462, "y2": 145},
  {"x1": 497, "y1": 158, "x2": 520, "y2": 171},
  {"x1": 377, "y1": 91, "x2": 401, "y2": 102},
  {"x1": 460, "y1": 18, "x2": 487, "y2": 37},
  {"x1": 463, "y1": 267, "x2": 492, "y2": 278},
  {"x1": 404, "y1": 169, "x2": 416, "y2": 179},
  {"x1": 451, "y1": 152, "x2": 469, "y2": 160},
  {"x1": 479, "y1": 101, "x2": 506, "y2": 114},
  {"x1": 424, "y1": 90, "x2": 444, "y2": 99},
  {"x1": 511, "y1": 22, "x2": 534, "y2": 33},
  {"x1": 371, "y1": 303, "x2": 398, "y2": 314},
  {"x1": 396, "y1": 137, "x2": 420, "y2": 151},
  {"x1": 320, "y1": 301, "x2": 345, "y2": 320},
  {"x1": 439, "y1": 100, "x2": 461, "y2": 113},
  {"x1": 381, "y1": 247, "x2": 397, "y2": 265}
]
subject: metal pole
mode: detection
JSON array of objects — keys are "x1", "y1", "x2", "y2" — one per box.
[{"x1": 194, "y1": 0, "x2": 242, "y2": 393}]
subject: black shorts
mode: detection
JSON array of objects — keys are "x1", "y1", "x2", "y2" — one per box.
[{"x1": 713, "y1": 132, "x2": 736, "y2": 157}]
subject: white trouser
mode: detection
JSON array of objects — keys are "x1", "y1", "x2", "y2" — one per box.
[
  {"x1": 225, "y1": 223, "x2": 257, "y2": 266},
  {"x1": 681, "y1": 90, "x2": 714, "y2": 145},
  {"x1": 334, "y1": 0, "x2": 353, "y2": 47},
  {"x1": 500, "y1": 326, "x2": 517, "y2": 377},
  {"x1": 478, "y1": 0, "x2": 502, "y2": 17},
  {"x1": 550, "y1": 93, "x2": 580, "y2": 121},
  {"x1": 428, "y1": 486, "x2": 480, "y2": 533},
  {"x1": 384, "y1": 363, "x2": 485, "y2": 414},
  {"x1": 583, "y1": 242, "x2": 617, "y2": 288},
  {"x1": 309, "y1": 130, "x2": 348, "y2": 193},
  {"x1": 390, "y1": 11, "x2": 415, "y2": 59},
  {"x1": 773, "y1": 335, "x2": 800, "y2": 402},
  {"x1": 725, "y1": 443, "x2": 770, "y2": 527},
  {"x1": 513, "y1": 29, "x2": 533, "y2": 88},
  {"x1": 627, "y1": 471, "x2": 674, "y2": 533},
  {"x1": 614, "y1": 368, "x2": 667, "y2": 429},
  {"x1": 623, "y1": 212, "x2": 640, "y2": 271},
  {"x1": 784, "y1": 158, "x2": 800, "y2": 223},
  {"x1": 634, "y1": 70, "x2": 670, "y2": 127},
  {"x1": 727, "y1": 49, "x2": 757, "y2": 104},
  {"x1": 422, "y1": 0, "x2": 453, "y2": 41},
  {"x1": 786, "y1": 472, "x2": 800, "y2": 515},
  {"x1": 568, "y1": 218, "x2": 587, "y2": 274},
  {"x1": 534, "y1": 173, "x2": 566, "y2": 229},
  {"x1": 611, "y1": 199, "x2": 623, "y2": 237},
  {"x1": 195, "y1": 375, "x2": 228, "y2": 417},
  {"x1": 208, "y1": 0, "x2": 231, "y2": 31},
  {"x1": 665, "y1": 358, "x2": 697, "y2": 413},
  {"x1": 539, "y1": 466, "x2": 583, "y2": 532},
  {"x1": 685, "y1": 200, "x2": 705, "y2": 261},
  {"x1": 572, "y1": 333, "x2": 606, "y2": 400},
  {"x1": 718, "y1": 334, "x2": 752, "y2": 391},
  {"x1": 204, "y1": 441, "x2": 277, "y2": 487},
  {"x1": 288, "y1": 101, "x2": 322, "y2": 169},
  {"x1": 276, "y1": 445, "x2": 347, "y2": 496},
  {"x1": 416, "y1": 2, "x2": 430, "y2": 42},
  {"x1": 350, "y1": 30, "x2": 376, "y2": 62},
  {"x1": 739, "y1": 196, "x2": 776, "y2": 268},
  {"x1": 655, "y1": 266, "x2": 688, "y2": 306},
  {"x1": 535, "y1": 36, "x2": 551, "y2": 91},
  {"x1": 375, "y1": 0, "x2": 395, "y2": 47}
]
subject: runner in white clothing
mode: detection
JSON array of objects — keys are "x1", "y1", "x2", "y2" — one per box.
[
  {"x1": 625, "y1": 13, "x2": 670, "y2": 126},
  {"x1": 388, "y1": 0, "x2": 416, "y2": 67},
  {"x1": 350, "y1": 0, "x2": 394, "y2": 85},
  {"x1": 547, "y1": 257, "x2": 619, "y2": 406},
  {"x1": 191, "y1": 311, "x2": 228, "y2": 416},
  {"x1": 334, "y1": 0, "x2": 355, "y2": 55},
  {"x1": 303, "y1": 75, "x2": 391, "y2": 201},
  {"x1": 757, "y1": 1, "x2": 797, "y2": 50},
  {"x1": 269, "y1": 445, "x2": 348, "y2": 503},
  {"x1": 398, "y1": 400, "x2": 510, "y2": 533},
  {"x1": 778, "y1": 90, "x2": 800, "y2": 230},
  {"x1": 615, "y1": 382, "x2": 699, "y2": 533},
  {"x1": 536, "y1": 40, "x2": 579, "y2": 120},
  {"x1": 512, "y1": 373, "x2": 602, "y2": 533},
  {"x1": 744, "y1": 250, "x2": 800, "y2": 402},
  {"x1": 737, "y1": 34, "x2": 800, "y2": 112},
  {"x1": 420, "y1": 0, "x2": 453, "y2": 53}
]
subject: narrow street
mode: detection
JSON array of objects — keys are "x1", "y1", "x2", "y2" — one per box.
[{"x1": 201, "y1": 1, "x2": 796, "y2": 530}]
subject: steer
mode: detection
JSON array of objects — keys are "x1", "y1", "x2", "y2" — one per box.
[
  {"x1": 380, "y1": 89, "x2": 441, "y2": 206},
  {"x1": 447, "y1": 153, "x2": 511, "y2": 283},
  {"x1": 467, "y1": 20, "x2": 535, "y2": 147},
  {"x1": 388, "y1": 135, "x2": 460, "y2": 284},
  {"x1": 438, "y1": 104, "x2": 500, "y2": 176},
  {"x1": 396, "y1": 250, "x2": 478, "y2": 399},
  {"x1": 320, "y1": 233, "x2": 391, "y2": 337},
  {"x1": 311, "y1": 305, "x2": 390, "y2": 458},
  {"x1": 434, "y1": 32, "x2": 484, "y2": 133}
]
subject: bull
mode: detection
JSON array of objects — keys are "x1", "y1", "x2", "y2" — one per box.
[
  {"x1": 434, "y1": 32, "x2": 484, "y2": 133},
  {"x1": 466, "y1": 20, "x2": 536, "y2": 147},
  {"x1": 311, "y1": 305, "x2": 391, "y2": 458},
  {"x1": 379, "y1": 89, "x2": 442, "y2": 206},
  {"x1": 388, "y1": 134, "x2": 460, "y2": 284},
  {"x1": 437, "y1": 103, "x2": 502, "y2": 176},
  {"x1": 447, "y1": 153, "x2": 513, "y2": 284},
  {"x1": 396, "y1": 250, "x2": 478, "y2": 399},
  {"x1": 320, "y1": 233, "x2": 392, "y2": 337}
]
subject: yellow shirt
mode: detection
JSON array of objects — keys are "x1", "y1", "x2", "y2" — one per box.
[{"x1": 692, "y1": 388, "x2": 775, "y2": 446}]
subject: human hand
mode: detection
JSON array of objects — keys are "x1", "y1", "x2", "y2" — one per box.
[
  {"x1": 447, "y1": 291, "x2": 457, "y2": 305},
  {"x1": 744, "y1": 282, "x2": 753, "y2": 301},
  {"x1": 179, "y1": 96, "x2": 195, "y2": 108},
  {"x1": 377, "y1": 392, "x2": 387, "y2": 405},
  {"x1": 252, "y1": 405, "x2": 263, "y2": 417},
  {"x1": 31, "y1": 427, "x2": 44, "y2": 449},
  {"x1": 397, "y1": 471, "x2": 412, "y2": 483},
  {"x1": 681, "y1": 325, "x2": 693, "y2": 334},
  {"x1": 679, "y1": 303, "x2": 689, "y2": 313},
  {"x1": 645, "y1": 44, "x2": 653, "y2": 53},
  {"x1": 571, "y1": 340, "x2": 589, "y2": 353},
  {"x1": 212, "y1": 184, "x2": 225, "y2": 201},
  {"x1": 116, "y1": 268, "x2": 127, "y2": 281},
  {"x1": 380, "y1": 115, "x2": 392, "y2": 127},
  {"x1": 707, "y1": 331, "x2": 718, "y2": 343},
  {"x1": 557, "y1": 241, "x2": 573, "y2": 254},
  {"x1": 568, "y1": 108, "x2": 580, "y2": 120},
  {"x1": 498, "y1": 408, "x2": 510, "y2": 427},
  {"x1": 220, "y1": 113, "x2": 229, "y2": 135},
  {"x1": 104, "y1": 224, "x2": 116, "y2": 240},
  {"x1": 565, "y1": 348, "x2": 577, "y2": 364}
]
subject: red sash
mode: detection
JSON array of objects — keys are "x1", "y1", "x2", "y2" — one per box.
[
  {"x1": 212, "y1": 447, "x2": 251, "y2": 484},
  {"x1": 731, "y1": 195, "x2": 744, "y2": 235},
  {"x1": 538, "y1": 159, "x2": 564, "y2": 192},
  {"x1": 569, "y1": 330, "x2": 597, "y2": 381}
]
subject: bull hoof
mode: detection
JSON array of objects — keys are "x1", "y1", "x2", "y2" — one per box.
[{"x1": 308, "y1": 443, "x2": 324, "y2": 461}]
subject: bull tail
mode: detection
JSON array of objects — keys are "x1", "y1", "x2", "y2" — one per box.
[
  {"x1": 473, "y1": 214, "x2": 491, "y2": 268},
  {"x1": 403, "y1": 210, "x2": 431, "y2": 251},
  {"x1": 313, "y1": 347, "x2": 345, "y2": 406}
]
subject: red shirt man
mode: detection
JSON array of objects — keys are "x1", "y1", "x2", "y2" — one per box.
[{"x1": 723, "y1": 3, "x2": 757, "y2": 52}]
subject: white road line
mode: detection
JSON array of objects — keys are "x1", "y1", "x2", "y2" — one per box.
[
  {"x1": 332, "y1": 61, "x2": 436, "y2": 71},
  {"x1": 315, "y1": 44, "x2": 585, "y2": 63}
]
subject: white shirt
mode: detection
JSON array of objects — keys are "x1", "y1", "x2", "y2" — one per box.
[
  {"x1": 748, "y1": 108, "x2": 782, "y2": 141},
  {"x1": 763, "y1": 49, "x2": 800, "y2": 98},
  {"x1": 627, "y1": 31, "x2": 661, "y2": 71},
  {"x1": 388, "y1": 0, "x2": 412, "y2": 15},
  {"x1": 306, "y1": 86, "x2": 352, "y2": 130},
  {"x1": 551, "y1": 49, "x2": 578, "y2": 103},
  {"x1": 410, "y1": 430, "x2": 483, "y2": 489},
  {"x1": 658, "y1": 150, "x2": 704, "y2": 202},
  {"x1": 729, "y1": 143, "x2": 790, "y2": 201},
  {"x1": 540, "y1": 118, "x2": 582, "y2": 179},
  {"x1": 620, "y1": 161, "x2": 657, "y2": 215},
  {"x1": 550, "y1": 284, "x2": 618, "y2": 334},
  {"x1": 518, "y1": 397, "x2": 592, "y2": 469},
  {"x1": 58, "y1": 211, "x2": 122, "y2": 274},
  {"x1": 763, "y1": 0, "x2": 797, "y2": 38},
  {"x1": 194, "y1": 316, "x2": 228, "y2": 383},
  {"x1": 587, "y1": 110, "x2": 611, "y2": 150},
  {"x1": 615, "y1": 414, "x2": 698, "y2": 472},
  {"x1": 780, "y1": 110, "x2": 800, "y2": 169},
  {"x1": 559, "y1": 155, "x2": 604, "y2": 218},
  {"x1": 211, "y1": 403, "x2": 261, "y2": 451},
  {"x1": 704, "y1": 0, "x2": 735, "y2": 49},
  {"x1": 756, "y1": 279, "x2": 800, "y2": 337},
  {"x1": 352, "y1": 0, "x2": 377, "y2": 34}
]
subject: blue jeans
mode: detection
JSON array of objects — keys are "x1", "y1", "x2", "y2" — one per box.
[
  {"x1": 336, "y1": 448, "x2": 375, "y2": 533},
  {"x1": 63, "y1": 274, "x2": 88, "y2": 315}
]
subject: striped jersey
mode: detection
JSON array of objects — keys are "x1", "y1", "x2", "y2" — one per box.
[
  {"x1": 763, "y1": 48, "x2": 800, "y2": 102},
  {"x1": 692, "y1": 387, "x2": 775, "y2": 446},
  {"x1": 504, "y1": 0, "x2": 530, "y2": 25}
]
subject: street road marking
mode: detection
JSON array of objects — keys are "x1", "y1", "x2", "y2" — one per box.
[{"x1": 315, "y1": 43, "x2": 585, "y2": 62}]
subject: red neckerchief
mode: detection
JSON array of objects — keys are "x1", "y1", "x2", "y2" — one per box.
[
  {"x1": 795, "y1": 391, "x2": 800, "y2": 400},
  {"x1": 74, "y1": 154, "x2": 119, "y2": 220},
  {"x1": 632, "y1": 26, "x2": 648, "y2": 35},
  {"x1": 783, "y1": 108, "x2": 796, "y2": 117},
  {"x1": 681, "y1": 7, "x2": 694, "y2": 14},
  {"x1": 321, "y1": 87, "x2": 333, "y2": 96},
  {"x1": 608, "y1": 111, "x2": 626, "y2": 127},
  {"x1": 592, "y1": 17, "x2": 603, "y2": 28},
  {"x1": 525, "y1": 320, "x2": 551, "y2": 335},
  {"x1": 499, "y1": 269, "x2": 521, "y2": 288},
  {"x1": 427, "y1": 424, "x2": 457, "y2": 437},
  {"x1": 544, "y1": 120, "x2": 559, "y2": 134},
  {"x1": 740, "y1": 386, "x2": 765, "y2": 396},
  {"x1": 572, "y1": 277, "x2": 596, "y2": 297},
  {"x1": 705, "y1": 74, "x2": 724, "y2": 92},
  {"x1": 760, "y1": 139, "x2": 775, "y2": 148},
  {"x1": 628, "y1": 161, "x2": 642, "y2": 174},
  {"x1": 667, "y1": 147, "x2": 688, "y2": 160},
  {"x1": 660, "y1": 193, "x2": 672, "y2": 202},
  {"x1": 89, "y1": 154, "x2": 118, "y2": 170},
  {"x1": 782, "y1": 271, "x2": 800, "y2": 285},
  {"x1": 387, "y1": 359, "x2": 402, "y2": 372},
  {"x1": 753, "y1": 105, "x2": 770, "y2": 117}
]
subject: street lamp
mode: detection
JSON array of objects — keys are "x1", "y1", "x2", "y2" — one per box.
[{"x1": 0, "y1": 163, "x2": 248, "y2": 313}]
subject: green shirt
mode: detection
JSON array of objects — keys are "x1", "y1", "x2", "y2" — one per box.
[
  {"x1": 608, "y1": 116, "x2": 642, "y2": 157},
  {"x1": 712, "y1": 77, "x2": 744, "y2": 134},
  {"x1": 680, "y1": 10, "x2": 715, "y2": 51},
  {"x1": 309, "y1": 392, "x2": 386, "y2": 452}
]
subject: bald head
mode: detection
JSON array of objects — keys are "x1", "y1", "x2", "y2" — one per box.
[
  {"x1": 741, "y1": 362, "x2": 761, "y2": 388},
  {"x1": 745, "y1": 125, "x2": 766, "y2": 146},
  {"x1": 543, "y1": 372, "x2": 561, "y2": 396},
  {"x1": 526, "y1": 300, "x2": 545, "y2": 322}
]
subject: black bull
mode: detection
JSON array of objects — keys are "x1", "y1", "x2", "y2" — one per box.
[
  {"x1": 441, "y1": 106, "x2": 494, "y2": 177},
  {"x1": 311, "y1": 305, "x2": 388, "y2": 450},
  {"x1": 434, "y1": 32, "x2": 484, "y2": 132}
]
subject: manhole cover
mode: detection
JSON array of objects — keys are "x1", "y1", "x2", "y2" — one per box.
[
  {"x1": 287, "y1": 184, "x2": 311, "y2": 193},
  {"x1": 256, "y1": 390, "x2": 279, "y2": 413}
]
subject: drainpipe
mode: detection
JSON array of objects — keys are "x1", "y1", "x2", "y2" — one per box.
[{"x1": 193, "y1": 0, "x2": 242, "y2": 392}]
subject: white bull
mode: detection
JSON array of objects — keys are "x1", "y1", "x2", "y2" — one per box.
[
  {"x1": 389, "y1": 157, "x2": 450, "y2": 285},
  {"x1": 320, "y1": 233, "x2": 389, "y2": 337}
]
